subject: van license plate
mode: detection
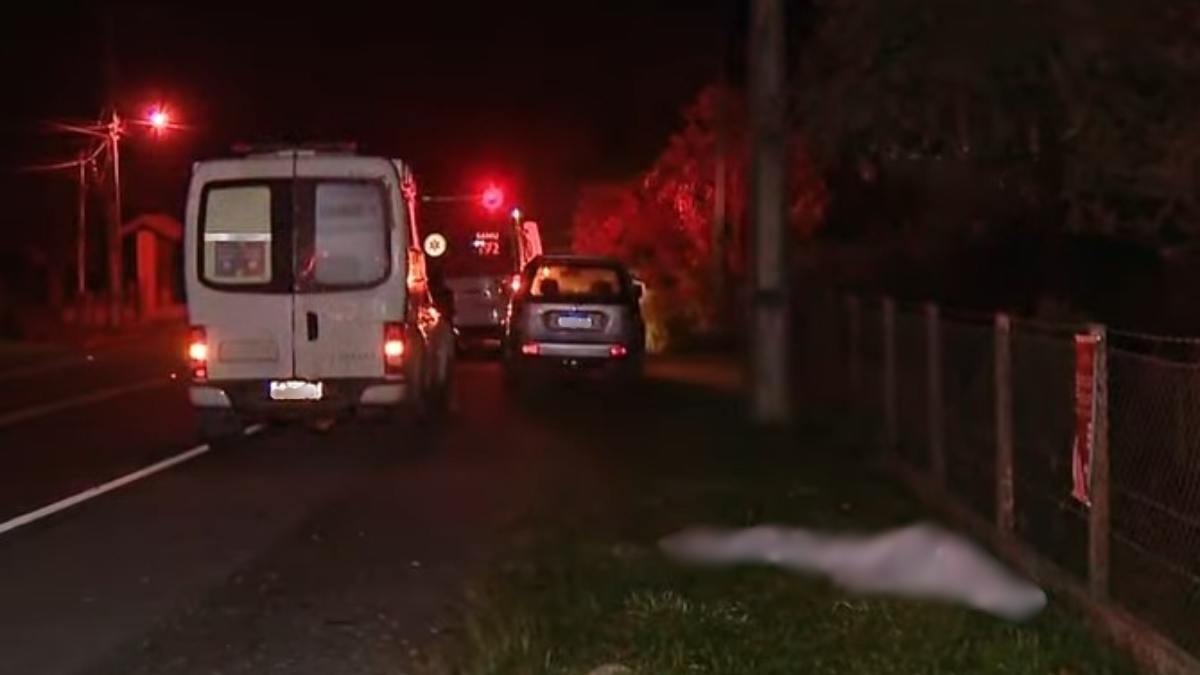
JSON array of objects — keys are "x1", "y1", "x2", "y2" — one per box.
[{"x1": 270, "y1": 380, "x2": 323, "y2": 401}]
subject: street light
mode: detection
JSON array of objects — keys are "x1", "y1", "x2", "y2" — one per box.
[{"x1": 148, "y1": 108, "x2": 169, "y2": 134}]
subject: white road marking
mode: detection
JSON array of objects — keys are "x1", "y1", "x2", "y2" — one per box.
[
  {"x1": 0, "y1": 423, "x2": 264, "y2": 537},
  {"x1": 0, "y1": 377, "x2": 171, "y2": 429}
]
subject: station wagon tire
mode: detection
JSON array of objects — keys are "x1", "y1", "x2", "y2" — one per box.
[{"x1": 196, "y1": 409, "x2": 244, "y2": 447}]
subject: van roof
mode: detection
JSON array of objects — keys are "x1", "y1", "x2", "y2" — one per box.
[
  {"x1": 191, "y1": 153, "x2": 414, "y2": 187},
  {"x1": 230, "y1": 142, "x2": 359, "y2": 156}
]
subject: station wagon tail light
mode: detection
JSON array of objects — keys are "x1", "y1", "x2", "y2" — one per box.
[
  {"x1": 521, "y1": 342, "x2": 540, "y2": 356},
  {"x1": 187, "y1": 326, "x2": 208, "y2": 380},
  {"x1": 510, "y1": 274, "x2": 522, "y2": 293},
  {"x1": 609, "y1": 344, "x2": 629, "y2": 358},
  {"x1": 384, "y1": 322, "x2": 406, "y2": 374}
]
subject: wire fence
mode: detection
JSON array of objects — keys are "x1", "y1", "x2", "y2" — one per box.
[
  {"x1": 1009, "y1": 321, "x2": 1091, "y2": 579},
  {"x1": 895, "y1": 308, "x2": 929, "y2": 471},
  {"x1": 1108, "y1": 349, "x2": 1200, "y2": 650},
  {"x1": 941, "y1": 318, "x2": 996, "y2": 522},
  {"x1": 798, "y1": 292, "x2": 1200, "y2": 659}
]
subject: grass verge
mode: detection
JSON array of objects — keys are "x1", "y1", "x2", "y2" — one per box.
[{"x1": 417, "y1": 392, "x2": 1136, "y2": 675}]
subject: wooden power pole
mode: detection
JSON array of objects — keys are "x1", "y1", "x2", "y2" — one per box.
[{"x1": 748, "y1": 0, "x2": 789, "y2": 424}]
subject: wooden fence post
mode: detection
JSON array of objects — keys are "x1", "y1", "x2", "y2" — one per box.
[
  {"x1": 1089, "y1": 324, "x2": 1111, "y2": 598},
  {"x1": 926, "y1": 303, "x2": 945, "y2": 484},
  {"x1": 995, "y1": 313, "x2": 1015, "y2": 534},
  {"x1": 883, "y1": 297, "x2": 898, "y2": 452}
]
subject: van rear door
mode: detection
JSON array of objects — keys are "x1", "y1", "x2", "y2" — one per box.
[
  {"x1": 193, "y1": 172, "x2": 296, "y2": 382},
  {"x1": 291, "y1": 157, "x2": 406, "y2": 381}
]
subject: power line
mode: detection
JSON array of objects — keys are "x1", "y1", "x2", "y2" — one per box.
[{"x1": 13, "y1": 142, "x2": 106, "y2": 174}]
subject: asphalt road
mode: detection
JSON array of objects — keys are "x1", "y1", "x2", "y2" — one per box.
[{"x1": 0, "y1": 329, "x2": 696, "y2": 675}]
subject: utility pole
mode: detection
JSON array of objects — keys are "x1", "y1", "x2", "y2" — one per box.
[
  {"x1": 103, "y1": 9, "x2": 123, "y2": 327},
  {"x1": 76, "y1": 151, "x2": 88, "y2": 296},
  {"x1": 106, "y1": 111, "x2": 124, "y2": 326},
  {"x1": 748, "y1": 0, "x2": 789, "y2": 424}
]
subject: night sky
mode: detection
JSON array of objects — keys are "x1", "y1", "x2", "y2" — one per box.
[{"x1": 1, "y1": 2, "x2": 736, "y2": 256}]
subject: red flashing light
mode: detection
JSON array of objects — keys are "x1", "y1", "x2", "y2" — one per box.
[
  {"x1": 521, "y1": 342, "x2": 540, "y2": 356},
  {"x1": 609, "y1": 344, "x2": 629, "y2": 358},
  {"x1": 481, "y1": 184, "x2": 504, "y2": 212},
  {"x1": 384, "y1": 322, "x2": 406, "y2": 374},
  {"x1": 187, "y1": 326, "x2": 208, "y2": 380}
]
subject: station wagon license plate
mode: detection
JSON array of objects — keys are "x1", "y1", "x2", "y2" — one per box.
[
  {"x1": 269, "y1": 380, "x2": 324, "y2": 401},
  {"x1": 556, "y1": 313, "x2": 594, "y2": 330}
]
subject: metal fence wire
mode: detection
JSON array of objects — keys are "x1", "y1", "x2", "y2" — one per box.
[
  {"x1": 1109, "y1": 349, "x2": 1200, "y2": 654},
  {"x1": 941, "y1": 319, "x2": 996, "y2": 522},
  {"x1": 1010, "y1": 320, "x2": 1090, "y2": 579},
  {"x1": 796, "y1": 293, "x2": 1200, "y2": 661},
  {"x1": 793, "y1": 290, "x2": 846, "y2": 407},
  {"x1": 858, "y1": 300, "x2": 885, "y2": 431},
  {"x1": 894, "y1": 308, "x2": 929, "y2": 471}
]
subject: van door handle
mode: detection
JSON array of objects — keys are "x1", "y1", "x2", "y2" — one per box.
[{"x1": 306, "y1": 312, "x2": 319, "y2": 341}]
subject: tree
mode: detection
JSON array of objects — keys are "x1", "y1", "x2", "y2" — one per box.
[
  {"x1": 573, "y1": 85, "x2": 827, "y2": 349},
  {"x1": 796, "y1": 0, "x2": 1200, "y2": 241}
]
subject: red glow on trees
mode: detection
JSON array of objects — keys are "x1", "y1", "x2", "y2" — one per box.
[{"x1": 571, "y1": 85, "x2": 828, "y2": 350}]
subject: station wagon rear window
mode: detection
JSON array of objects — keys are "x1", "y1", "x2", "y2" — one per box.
[{"x1": 530, "y1": 263, "x2": 627, "y2": 301}]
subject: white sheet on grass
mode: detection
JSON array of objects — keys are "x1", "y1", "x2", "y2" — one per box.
[{"x1": 659, "y1": 523, "x2": 1047, "y2": 621}]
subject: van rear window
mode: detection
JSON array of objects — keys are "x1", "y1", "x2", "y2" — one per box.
[
  {"x1": 203, "y1": 186, "x2": 274, "y2": 285},
  {"x1": 198, "y1": 179, "x2": 394, "y2": 294},
  {"x1": 311, "y1": 183, "x2": 388, "y2": 287}
]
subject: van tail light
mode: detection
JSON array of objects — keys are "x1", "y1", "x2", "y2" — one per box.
[
  {"x1": 520, "y1": 342, "x2": 540, "y2": 356},
  {"x1": 609, "y1": 344, "x2": 629, "y2": 358},
  {"x1": 187, "y1": 325, "x2": 209, "y2": 380},
  {"x1": 510, "y1": 273, "x2": 522, "y2": 293},
  {"x1": 384, "y1": 322, "x2": 406, "y2": 375}
]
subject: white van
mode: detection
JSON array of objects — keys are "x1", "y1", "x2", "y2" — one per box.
[{"x1": 183, "y1": 147, "x2": 454, "y2": 440}]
